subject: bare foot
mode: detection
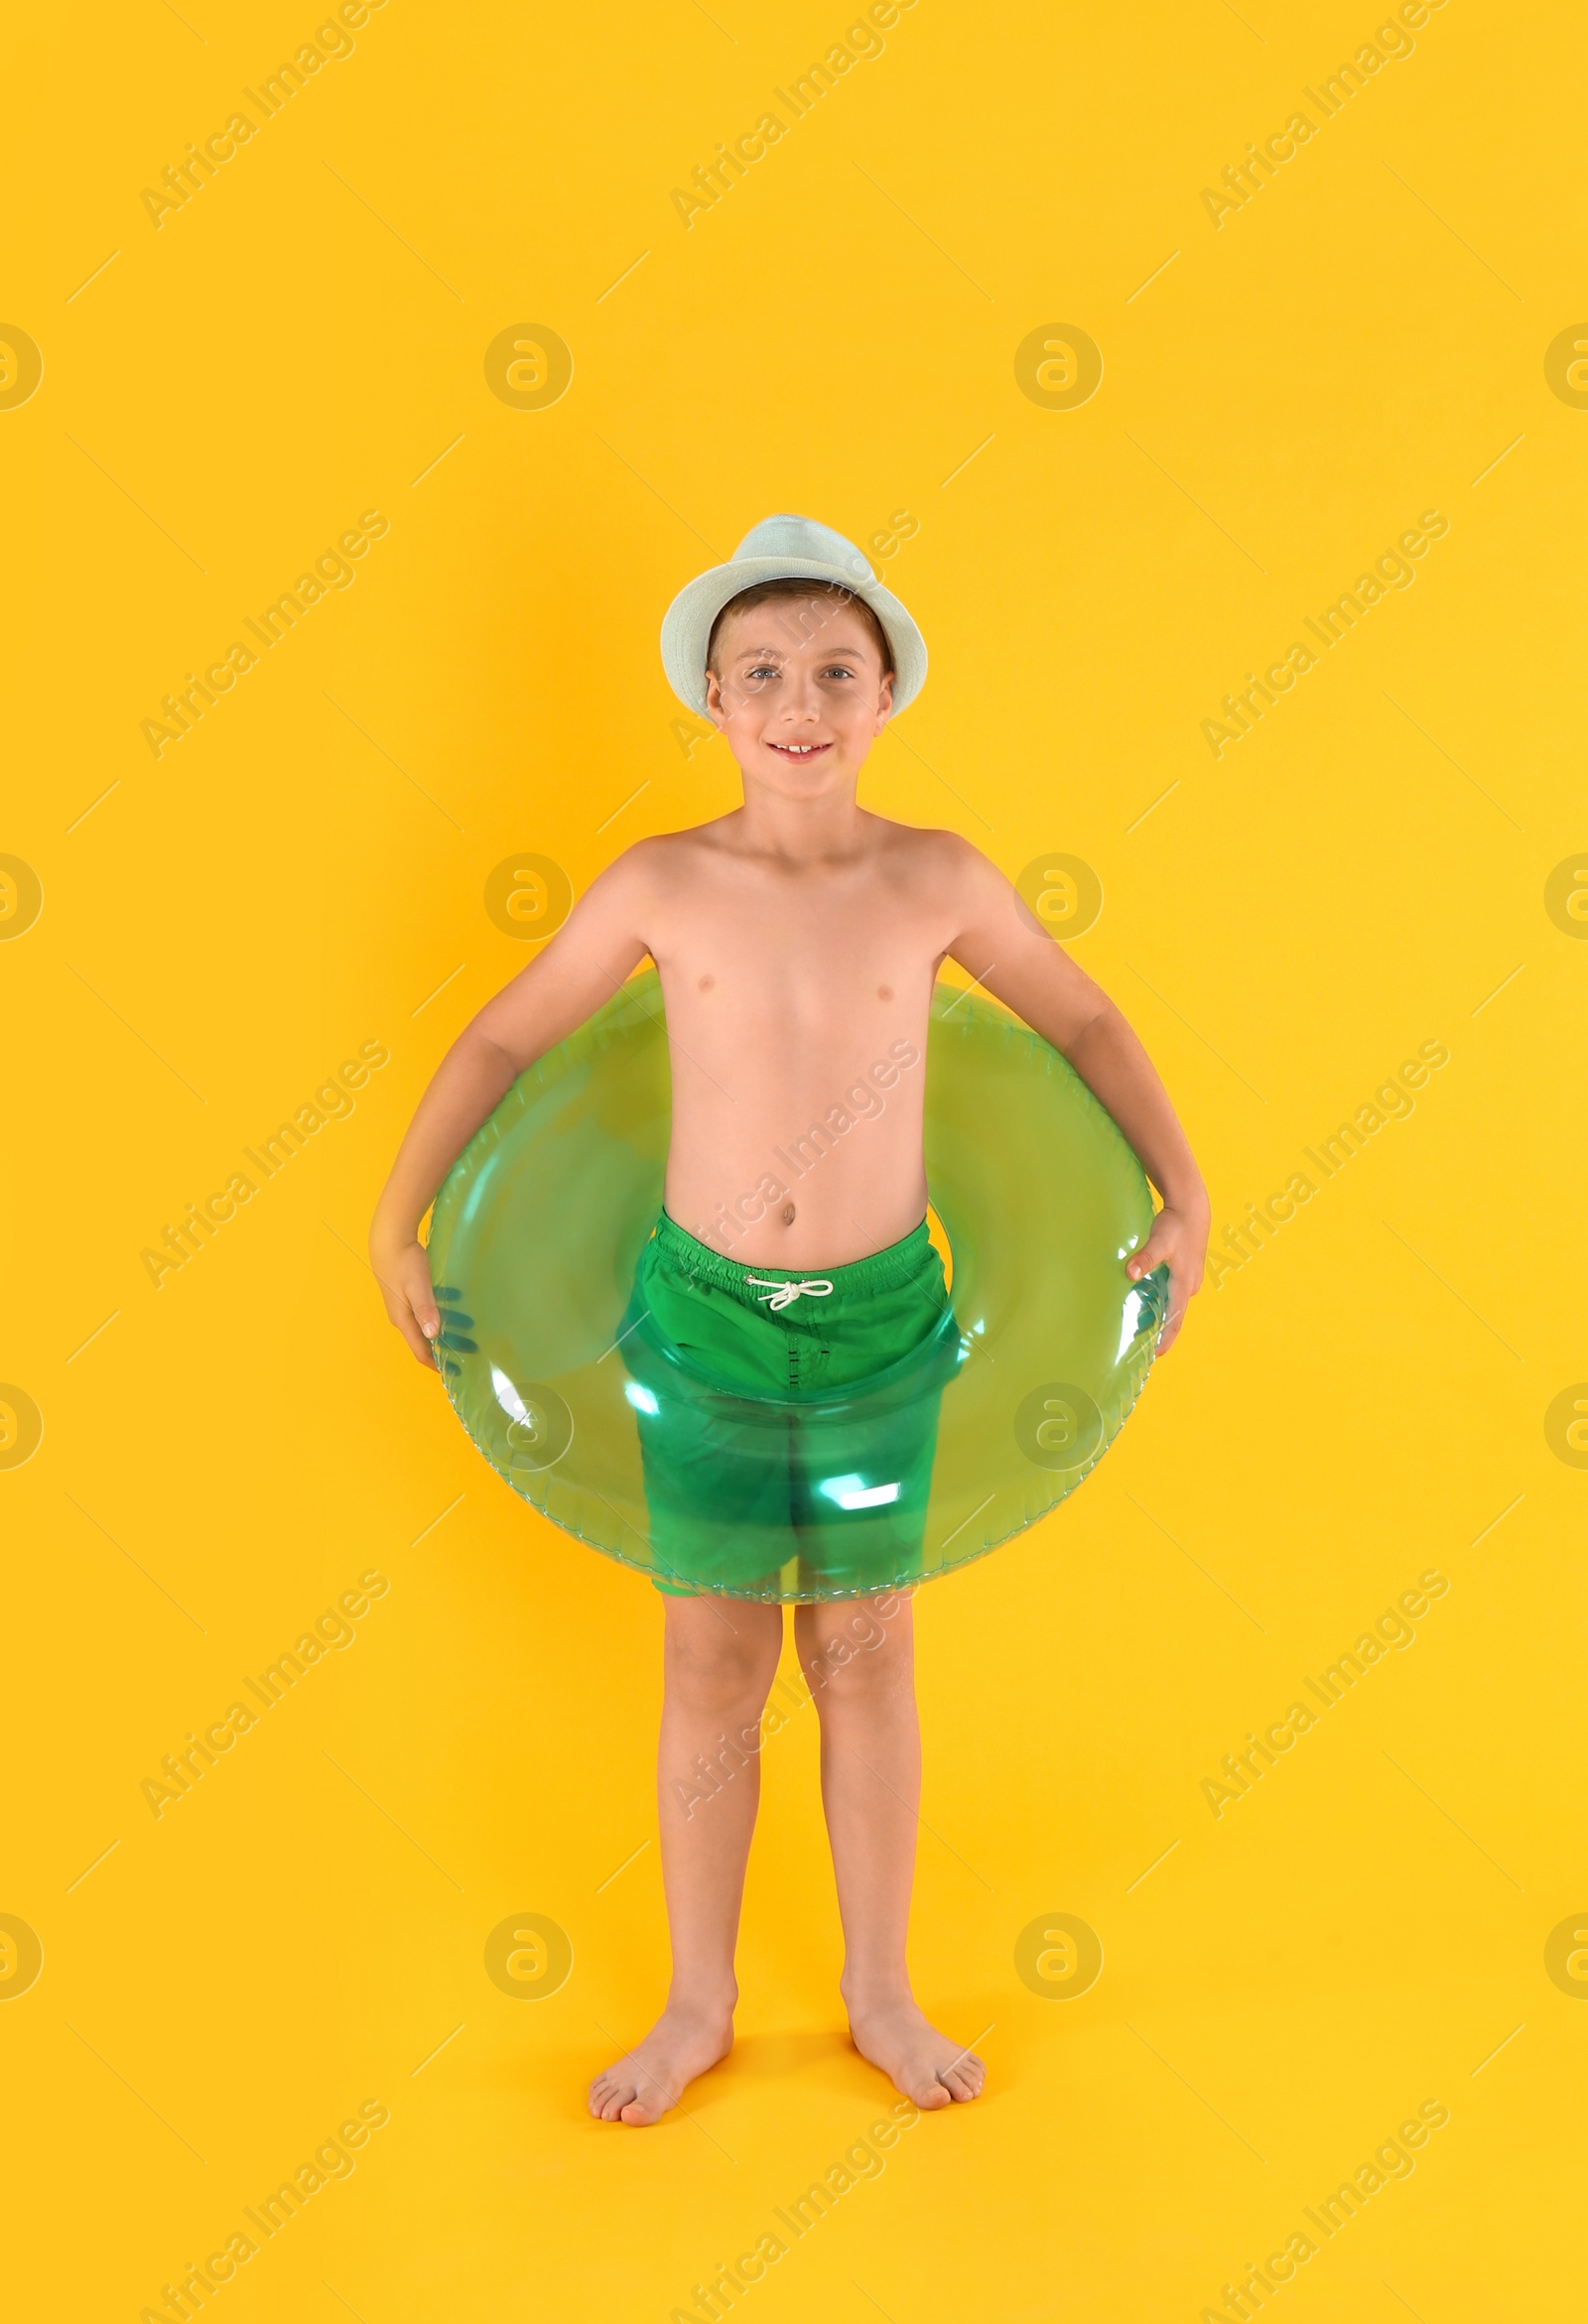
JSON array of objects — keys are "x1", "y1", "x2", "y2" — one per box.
[
  {"x1": 588, "y1": 2000, "x2": 734, "y2": 2126},
  {"x1": 845, "y1": 1994, "x2": 986, "y2": 2108}
]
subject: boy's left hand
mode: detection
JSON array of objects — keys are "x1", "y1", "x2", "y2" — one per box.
[{"x1": 1127, "y1": 1201, "x2": 1210, "y2": 1355}]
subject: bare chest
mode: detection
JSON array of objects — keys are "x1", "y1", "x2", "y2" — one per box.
[{"x1": 646, "y1": 872, "x2": 946, "y2": 1066}]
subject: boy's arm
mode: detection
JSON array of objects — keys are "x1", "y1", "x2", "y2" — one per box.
[
  {"x1": 369, "y1": 848, "x2": 654, "y2": 1365},
  {"x1": 940, "y1": 841, "x2": 1210, "y2": 1351}
]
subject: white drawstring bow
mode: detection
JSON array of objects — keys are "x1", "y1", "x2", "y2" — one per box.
[{"x1": 745, "y1": 1276, "x2": 834, "y2": 1312}]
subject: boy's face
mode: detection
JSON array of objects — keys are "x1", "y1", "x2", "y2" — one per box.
[{"x1": 705, "y1": 597, "x2": 893, "y2": 797}]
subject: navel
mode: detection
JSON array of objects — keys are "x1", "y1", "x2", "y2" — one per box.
[
  {"x1": 781, "y1": 1202, "x2": 796, "y2": 1225},
  {"x1": 877, "y1": 983, "x2": 893, "y2": 1001}
]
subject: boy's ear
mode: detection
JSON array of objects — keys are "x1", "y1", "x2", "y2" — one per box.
[
  {"x1": 874, "y1": 669, "x2": 895, "y2": 728},
  {"x1": 704, "y1": 667, "x2": 730, "y2": 728}
]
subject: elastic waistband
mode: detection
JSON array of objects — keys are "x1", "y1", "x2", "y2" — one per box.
[{"x1": 652, "y1": 1212, "x2": 934, "y2": 1300}]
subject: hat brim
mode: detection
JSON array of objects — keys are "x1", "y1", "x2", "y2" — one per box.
[{"x1": 660, "y1": 555, "x2": 927, "y2": 717}]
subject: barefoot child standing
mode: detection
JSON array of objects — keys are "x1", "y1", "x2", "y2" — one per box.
[{"x1": 369, "y1": 514, "x2": 1210, "y2": 2126}]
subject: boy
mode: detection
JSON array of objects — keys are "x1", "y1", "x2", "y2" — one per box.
[{"x1": 369, "y1": 515, "x2": 1210, "y2": 2126}]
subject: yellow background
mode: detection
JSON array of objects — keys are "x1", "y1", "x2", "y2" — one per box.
[{"x1": 4, "y1": 0, "x2": 1585, "y2": 2315}]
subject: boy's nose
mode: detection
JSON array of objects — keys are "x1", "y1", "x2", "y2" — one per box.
[{"x1": 778, "y1": 677, "x2": 824, "y2": 719}]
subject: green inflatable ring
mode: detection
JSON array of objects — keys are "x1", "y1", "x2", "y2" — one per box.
[{"x1": 426, "y1": 970, "x2": 1168, "y2": 1603}]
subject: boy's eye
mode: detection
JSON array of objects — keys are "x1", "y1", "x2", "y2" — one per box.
[
  {"x1": 746, "y1": 664, "x2": 779, "y2": 681},
  {"x1": 820, "y1": 665, "x2": 856, "y2": 681}
]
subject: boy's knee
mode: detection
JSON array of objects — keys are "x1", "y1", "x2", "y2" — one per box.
[
  {"x1": 665, "y1": 1608, "x2": 779, "y2": 1704},
  {"x1": 799, "y1": 1597, "x2": 912, "y2": 1701}
]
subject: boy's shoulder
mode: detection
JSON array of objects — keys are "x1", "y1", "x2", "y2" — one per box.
[
  {"x1": 867, "y1": 813, "x2": 979, "y2": 864},
  {"x1": 587, "y1": 822, "x2": 722, "y2": 886},
  {"x1": 866, "y1": 815, "x2": 1004, "y2": 899}
]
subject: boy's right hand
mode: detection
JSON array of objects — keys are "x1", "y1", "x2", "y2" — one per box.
[{"x1": 370, "y1": 1230, "x2": 442, "y2": 1368}]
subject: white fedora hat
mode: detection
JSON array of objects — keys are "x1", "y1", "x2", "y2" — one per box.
[{"x1": 660, "y1": 513, "x2": 927, "y2": 717}]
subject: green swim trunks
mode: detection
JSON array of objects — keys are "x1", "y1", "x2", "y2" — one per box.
[{"x1": 620, "y1": 1214, "x2": 963, "y2": 1602}]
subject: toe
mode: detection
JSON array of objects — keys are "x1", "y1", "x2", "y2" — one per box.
[
  {"x1": 619, "y1": 2096, "x2": 663, "y2": 2126},
  {"x1": 912, "y1": 2075, "x2": 952, "y2": 2108}
]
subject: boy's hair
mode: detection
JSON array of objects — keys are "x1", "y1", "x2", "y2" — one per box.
[{"x1": 706, "y1": 578, "x2": 894, "y2": 679}]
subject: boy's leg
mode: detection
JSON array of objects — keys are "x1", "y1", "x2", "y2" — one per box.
[
  {"x1": 793, "y1": 1592, "x2": 985, "y2": 2108},
  {"x1": 589, "y1": 1593, "x2": 783, "y2": 2125}
]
